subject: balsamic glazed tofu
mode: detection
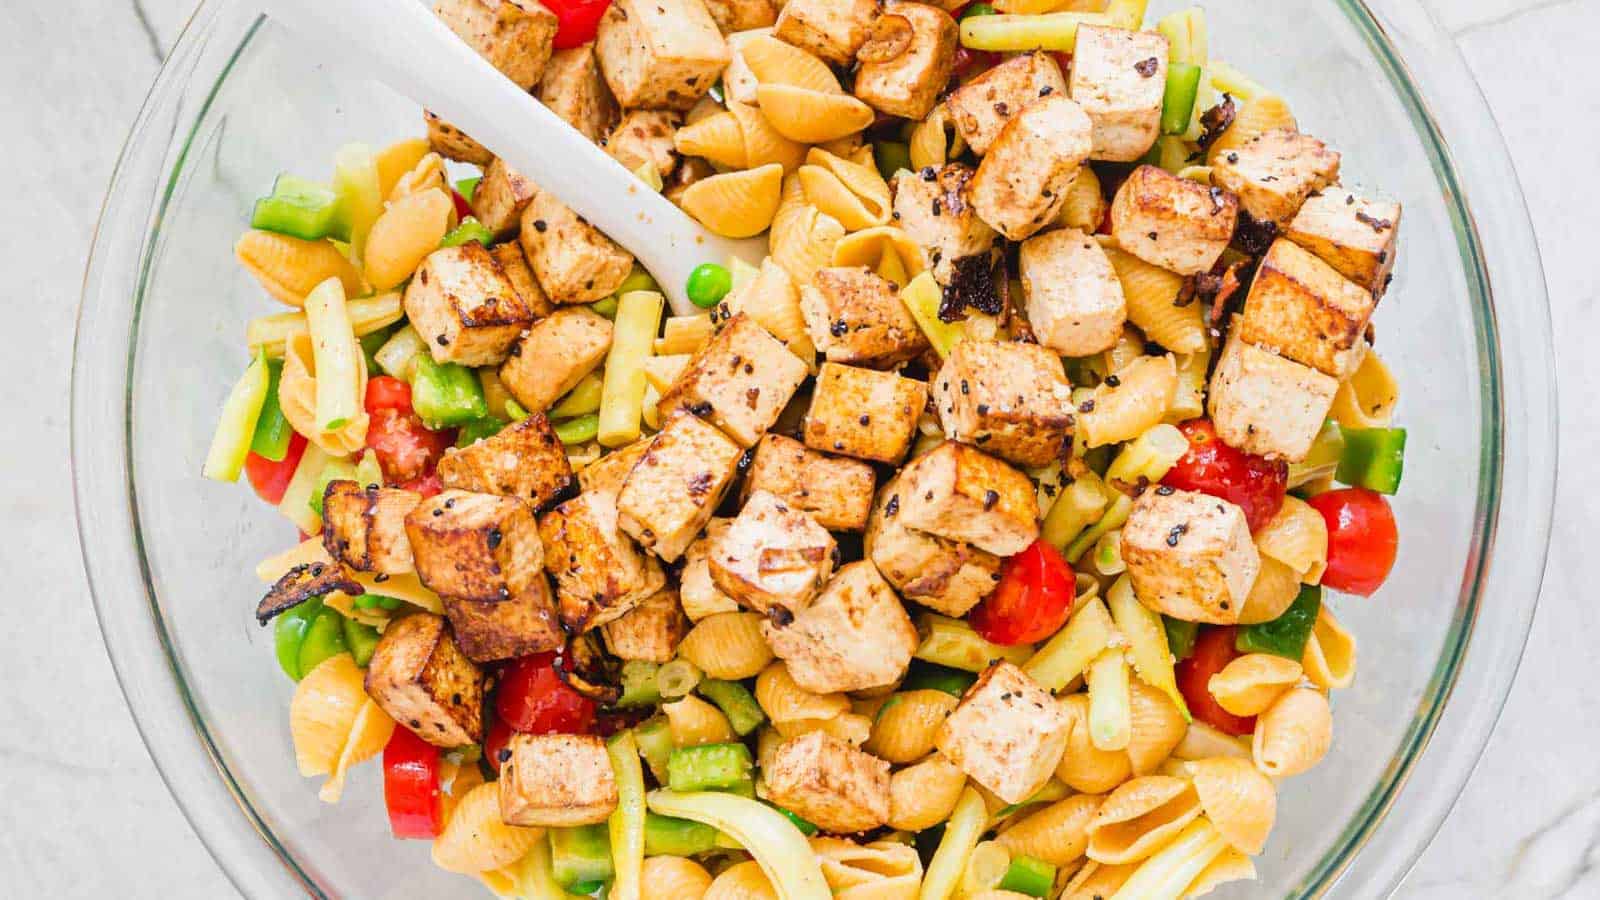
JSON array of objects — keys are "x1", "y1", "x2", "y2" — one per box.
[
  {"x1": 500, "y1": 733, "x2": 620, "y2": 826},
  {"x1": 594, "y1": 0, "x2": 730, "y2": 110},
  {"x1": 934, "y1": 661, "x2": 1069, "y2": 804},
  {"x1": 865, "y1": 476, "x2": 1001, "y2": 618},
  {"x1": 540, "y1": 490, "x2": 668, "y2": 632},
  {"x1": 1122, "y1": 486, "x2": 1261, "y2": 624},
  {"x1": 680, "y1": 518, "x2": 742, "y2": 621},
  {"x1": 616, "y1": 410, "x2": 745, "y2": 562},
  {"x1": 1109, "y1": 164, "x2": 1239, "y2": 276},
  {"x1": 365, "y1": 612, "x2": 485, "y2": 748},
  {"x1": 761, "y1": 561, "x2": 919, "y2": 694},
  {"x1": 894, "y1": 440, "x2": 1040, "y2": 557},
  {"x1": 773, "y1": 0, "x2": 880, "y2": 65},
  {"x1": 519, "y1": 191, "x2": 634, "y2": 304},
  {"x1": 741, "y1": 433, "x2": 876, "y2": 532},
  {"x1": 1017, "y1": 226, "x2": 1127, "y2": 357},
  {"x1": 945, "y1": 52, "x2": 1067, "y2": 157},
  {"x1": 1236, "y1": 238, "x2": 1376, "y2": 380},
  {"x1": 321, "y1": 481, "x2": 423, "y2": 575},
  {"x1": 433, "y1": 0, "x2": 558, "y2": 91},
  {"x1": 442, "y1": 577, "x2": 564, "y2": 663},
  {"x1": 425, "y1": 110, "x2": 493, "y2": 166},
  {"x1": 498, "y1": 308, "x2": 614, "y2": 415},
  {"x1": 1283, "y1": 188, "x2": 1402, "y2": 297},
  {"x1": 852, "y1": 1, "x2": 959, "y2": 121},
  {"x1": 1207, "y1": 327, "x2": 1338, "y2": 462},
  {"x1": 708, "y1": 489, "x2": 837, "y2": 617},
  {"x1": 931, "y1": 339, "x2": 1076, "y2": 468},
  {"x1": 470, "y1": 157, "x2": 538, "y2": 239},
  {"x1": 403, "y1": 243, "x2": 536, "y2": 366},
  {"x1": 601, "y1": 588, "x2": 690, "y2": 663},
  {"x1": 405, "y1": 490, "x2": 546, "y2": 602},
  {"x1": 658, "y1": 312, "x2": 809, "y2": 448},
  {"x1": 702, "y1": 0, "x2": 779, "y2": 33},
  {"x1": 436, "y1": 413, "x2": 575, "y2": 508},
  {"x1": 890, "y1": 165, "x2": 998, "y2": 287},
  {"x1": 489, "y1": 241, "x2": 554, "y2": 320},
  {"x1": 802, "y1": 362, "x2": 927, "y2": 465},
  {"x1": 1210, "y1": 128, "x2": 1341, "y2": 226},
  {"x1": 606, "y1": 110, "x2": 682, "y2": 178},
  {"x1": 1068, "y1": 24, "x2": 1168, "y2": 162},
  {"x1": 538, "y1": 44, "x2": 618, "y2": 143},
  {"x1": 799, "y1": 266, "x2": 930, "y2": 369},
  {"x1": 970, "y1": 94, "x2": 1094, "y2": 241},
  {"x1": 763, "y1": 732, "x2": 892, "y2": 833}
]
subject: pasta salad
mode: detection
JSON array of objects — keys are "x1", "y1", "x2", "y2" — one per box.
[{"x1": 205, "y1": 0, "x2": 1407, "y2": 897}]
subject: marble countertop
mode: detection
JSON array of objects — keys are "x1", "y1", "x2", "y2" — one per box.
[{"x1": 6, "y1": 0, "x2": 1591, "y2": 896}]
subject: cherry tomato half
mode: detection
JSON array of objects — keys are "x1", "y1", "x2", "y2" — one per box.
[
  {"x1": 1175, "y1": 626, "x2": 1256, "y2": 736},
  {"x1": 366, "y1": 407, "x2": 453, "y2": 484},
  {"x1": 450, "y1": 188, "x2": 473, "y2": 222},
  {"x1": 243, "y1": 432, "x2": 308, "y2": 505},
  {"x1": 382, "y1": 726, "x2": 443, "y2": 840},
  {"x1": 483, "y1": 717, "x2": 514, "y2": 772},
  {"x1": 1308, "y1": 488, "x2": 1398, "y2": 596},
  {"x1": 365, "y1": 375, "x2": 413, "y2": 414},
  {"x1": 398, "y1": 471, "x2": 445, "y2": 499},
  {"x1": 1162, "y1": 419, "x2": 1288, "y2": 532},
  {"x1": 496, "y1": 652, "x2": 597, "y2": 736},
  {"x1": 546, "y1": 0, "x2": 611, "y2": 50},
  {"x1": 969, "y1": 539, "x2": 1076, "y2": 646}
]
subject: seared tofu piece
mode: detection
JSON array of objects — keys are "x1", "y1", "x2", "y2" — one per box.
[
  {"x1": 606, "y1": 110, "x2": 681, "y2": 177},
  {"x1": 490, "y1": 241, "x2": 554, "y2": 319},
  {"x1": 321, "y1": 481, "x2": 422, "y2": 575},
  {"x1": 852, "y1": 1, "x2": 958, "y2": 120},
  {"x1": 891, "y1": 165, "x2": 998, "y2": 286},
  {"x1": 500, "y1": 733, "x2": 619, "y2": 826},
  {"x1": 1109, "y1": 164, "x2": 1239, "y2": 276},
  {"x1": 617, "y1": 411, "x2": 745, "y2": 562},
  {"x1": 576, "y1": 438, "x2": 651, "y2": 498},
  {"x1": 1018, "y1": 227, "x2": 1126, "y2": 357},
  {"x1": 742, "y1": 434, "x2": 875, "y2": 532},
  {"x1": 1237, "y1": 238, "x2": 1376, "y2": 380},
  {"x1": 425, "y1": 110, "x2": 493, "y2": 166},
  {"x1": 945, "y1": 52, "x2": 1067, "y2": 156},
  {"x1": 1211, "y1": 128, "x2": 1341, "y2": 225},
  {"x1": 681, "y1": 519, "x2": 741, "y2": 620},
  {"x1": 773, "y1": 0, "x2": 879, "y2": 65},
  {"x1": 405, "y1": 490, "x2": 545, "y2": 601},
  {"x1": 499, "y1": 308, "x2": 613, "y2": 414},
  {"x1": 703, "y1": 0, "x2": 778, "y2": 33},
  {"x1": 934, "y1": 661, "x2": 1069, "y2": 804},
  {"x1": 1284, "y1": 188, "x2": 1402, "y2": 297},
  {"x1": 709, "y1": 489, "x2": 837, "y2": 616},
  {"x1": 365, "y1": 612, "x2": 484, "y2": 748},
  {"x1": 895, "y1": 441, "x2": 1038, "y2": 556},
  {"x1": 865, "y1": 477, "x2": 1000, "y2": 617},
  {"x1": 803, "y1": 362, "x2": 926, "y2": 464},
  {"x1": 519, "y1": 192, "x2": 634, "y2": 304},
  {"x1": 658, "y1": 312, "x2": 809, "y2": 448},
  {"x1": 595, "y1": 0, "x2": 729, "y2": 110},
  {"x1": 442, "y1": 578, "x2": 564, "y2": 663},
  {"x1": 931, "y1": 340, "x2": 1075, "y2": 468},
  {"x1": 538, "y1": 44, "x2": 617, "y2": 142},
  {"x1": 1067, "y1": 24, "x2": 1167, "y2": 162},
  {"x1": 437, "y1": 413, "x2": 575, "y2": 507},
  {"x1": 1123, "y1": 486, "x2": 1261, "y2": 624},
  {"x1": 470, "y1": 157, "x2": 538, "y2": 239},
  {"x1": 764, "y1": 732, "x2": 891, "y2": 833},
  {"x1": 762, "y1": 561, "x2": 918, "y2": 693},
  {"x1": 434, "y1": 0, "x2": 558, "y2": 90},
  {"x1": 404, "y1": 243, "x2": 535, "y2": 366},
  {"x1": 799, "y1": 266, "x2": 930, "y2": 369},
  {"x1": 1207, "y1": 330, "x2": 1338, "y2": 462},
  {"x1": 541, "y1": 491, "x2": 667, "y2": 632},
  {"x1": 971, "y1": 95, "x2": 1093, "y2": 240},
  {"x1": 602, "y1": 588, "x2": 689, "y2": 662}
]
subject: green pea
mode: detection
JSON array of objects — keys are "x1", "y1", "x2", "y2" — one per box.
[{"x1": 686, "y1": 263, "x2": 733, "y2": 309}]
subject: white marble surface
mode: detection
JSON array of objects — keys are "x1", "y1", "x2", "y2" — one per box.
[{"x1": 3, "y1": 0, "x2": 1592, "y2": 896}]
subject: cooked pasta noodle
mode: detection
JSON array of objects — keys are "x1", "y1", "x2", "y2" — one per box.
[
  {"x1": 1188, "y1": 757, "x2": 1276, "y2": 855},
  {"x1": 755, "y1": 662, "x2": 851, "y2": 724},
  {"x1": 640, "y1": 855, "x2": 713, "y2": 900},
  {"x1": 431, "y1": 782, "x2": 544, "y2": 874},
  {"x1": 234, "y1": 229, "x2": 365, "y2": 307},
  {"x1": 364, "y1": 188, "x2": 456, "y2": 289},
  {"x1": 1301, "y1": 605, "x2": 1358, "y2": 690},
  {"x1": 289, "y1": 653, "x2": 395, "y2": 803},
  {"x1": 679, "y1": 163, "x2": 785, "y2": 238},
  {"x1": 1254, "y1": 496, "x2": 1329, "y2": 584},
  {"x1": 1059, "y1": 164, "x2": 1107, "y2": 231},
  {"x1": 374, "y1": 137, "x2": 430, "y2": 199},
  {"x1": 957, "y1": 840, "x2": 1011, "y2": 897},
  {"x1": 663, "y1": 694, "x2": 739, "y2": 747},
  {"x1": 1085, "y1": 775, "x2": 1203, "y2": 865},
  {"x1": 1101, "y1": 245, "x2": 1206, "y2": 354},
  {"x1": 246, "y1": 292, "x2": 403, "y2": 358},
  {"x1": 831, "y1": 227, "x2": 926, "y2": 287},
  {"x1": 811, "y1": 837, "x2": 922, "y2": 900},
  {"x1": 1056, "y1": 693, "x2": 1133, "y2": 794},
  {"x1": 1108, "y1": 817, "x2": 1228, "y2": 899},
  {"x1": 1252, "y1": 688, "x2": 1333, "y2": 778},
  {"x1": 797, "y1": 148, "x2": 892, "y2": 231},
  {"x1": 1236, "y1": 556, "x2": 1301, "y2": 625},
  {"x1": 386, "y1": 151, "x2": 450, "y2": 205},
  {"x1": 1086, "y1": 648, "x2": 1132, "y2": 753},
  {"x1": 279, "y1": 331, "x2": 370, "y2": 455},
  {"x1": 678, "y1": 612, "x2": 774, "y2": 680},
  {"x1": 1331, "y1": 348, "x2": 1399, "y2": 428},
  {"x1": 1124, "y1": 681, "x2": 1187, "y2": 776},
  {"x1": 888, "y1": 754, "x2": 968, "y2": 832},
  {"x1": 1077, "y1": 354, "x2": 1178, "y2": 448},
  {"x1": 995, "y1": 792, "x2": 1101, "y2": 866},
  {"x1": 757, "y1": 84, "x2": 875, "y2": 145},
  {"x1": 772, "y1": 712, "x2": 872, "y2": 746},
  {"x1": 1207, "y1": 654, "x2": 1302, "y2": 717},
  {"x1": 719, "y1": 257, "x2": 816, "y2": 363},
  {"x1": 1171, "y1": 722, "x2": 1252, "y2": 763},
  {"x1": 1206, "y1": 95, "x2": 1297, "y2": 165},
  {"x1": 907, "y1": 105, "x2": 965, "y2": 172},
  {"x1": 866, "y1": 690, "x2": 960, "y2": 763},
  {"x1": 769, "y1": 174, "x2": 847, "y2": 283}
]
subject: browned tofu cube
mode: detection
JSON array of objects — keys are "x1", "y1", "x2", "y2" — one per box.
[
  {"x1": 709, "y1": 489, "x2": 837, "y2": 616},
  {"x1": 601, "y1": 588, "x2": 689, "y2": 662},
  {"x1": 606, "y1": 110, "x2": 681, "y2": 177},
  {"x1": 442, "y1": 577, "x2": 564, "y2": 663},
  {"x1": 540, "y1": 492, "x2": 668, "y2": 632},
  {"x1": 803, "y1": 362, "x2": 926, "y2": 464},
  {"x1": 1018, "y1": 226, "x2": 1126, "y2": 357},
  {"x1": 424, "y1": 110, "x2": 492, "y2": 166},
  {"x1": 971, "y1": 95, "x2": 1094, "y2": 240},
  {"x1": 931, "y1": 339, "x2": 1075, "y2": 468},
  {"x1": 742, "y1": 434, "x2": 875, "y2": 532},
  {"x1": 519, "y1": 192, "x2": 634, "y2": 304},
  {"x1": 703, "y1": 0, "x2": 778, "y2": 32},
  {"x1": 490, "y1": 241, "x2": 554, "y2": 319},
  {"x1": 595, "y1": 0, "x2": 730, "y2": 110},
  {"x1": 617, "y1": 411, "x2": 745, "y2": 562},
  {"x1": 865, "y1": 476, "x2": 1000, "y2": 618},
  {"x1": 1207, "y1": 329, "x2": 1338, "y2": 462},
  {"x1": 1067, "y1": 25, "x2": 1168, "y2": 162},
  {"x1": 895, "y1": 441, "x2": 1038, "y2": 556},
  {"x1": 1237, "y1": 238, "x2": 1376, "y2": 379},
  {"x1": 946, "y1": 52, "x2": 1066, "y2": 155},
  {"x1": 773, "y1": 0, "x2": 879, "y2": 65},
  {"x1": 1284, "y1": 188, "x2": 1402, "y2": 297},
  {"x1": 434, "y1": 0, "x2": 558, "y2": 90},
  {"x1": 538, "y1": 44, "x2": 618, "y2": 142},
  {"x1": 764, "y1": 732, "x2": 891, "y2": 833},
  {"x1": 404, "y1": 243, "x2": 536, "y2": 365},
  {"x1": 680, "y1": 519, "x2": 741, "y2": 621},
  {"x1": 365, "y1": 612, "x2": 485, "y2": 748},
  {"x1": 436, "y1": 413, "x2": 575, "y2": 507},
  {"x1": 499, "y1": 308, "x2": 613, "y2": 414},
  {"x1": 576, "y1": 438, "x2": 651, "y2": 498},
  {"x1": 658, "y1": 312, "x2": 809, "y2": 448},
  {"x1": 934, "y1": 661, "x2": 1068, "y2": 804},
  {"x1": 1123, "y1": 486, "x2": 1261, "y2": 624},
  {"x1": 405, "y1": 489, "x2": 545, "y2": 601},
  {"x1": 799, "y1": 266, "x2": 929, "y2": 369},
  {"x1": 470, "y1": 157, "x2": 538, "y2": 238},
  {"x1": 891, "y1": 164, "x2": 998, "y2": 286},
  {"x1": 321, "y1": 480, "x2": 422, "y2": 575},
  {"x1": 1211, "y1": 128, "x2": 1341, "y2": 225},
  {"x1": 500, "y1": 733, "x2": 619, "y2": 826},
  {"x1": 852, "y1": 1, "x2": 958, "y2": 120},
  {"x1": 762, "y1": 561, "x2": 918, "y2": 693},
  {"x1": 1109, "y1": 164, "x2": 1239, "y2": 276}
]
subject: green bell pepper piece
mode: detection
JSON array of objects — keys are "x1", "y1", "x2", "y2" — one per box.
[
  {"x1": 455, "y1": 417, "x2": 508, "y2": 447},
  {"x1": 1336, "y1": 427, "x2": 1407, "y2": 494},
  {"x1": 1236, "y1": 585, "x2": 1322, "y2": 660},
  {"x1": 307, "y1": 457, "x2": 358, "y2": 518},
  {"x1": 643, "y1": 813, "x2": 722, "y2": 857},
  {"x1": 1161, "y1": 62, "x2": 1203, "y2": 135},
  {"x1": 567, "y1": 881, "x2": 604, "y2": 896},
  {"x1": 250, "y1": 173, "x2": 350, "y2": 241},
  {"x1": 411, "y1": 355, "x2": 489, "y2": 428},
  {"x1": 359, "y1": 324, "x2": 395, "y2": 374},
  {"x1": 616, "y1": 660, "x2": 663, "y2": 708},
  {"x1": 697, "y1": 680, "x2": 766, "y2": 736},
  {"x1": 769, "y1": 804, "x2": 818, "y2": 836},
  {"x1": 633, "y1": 717, "x2": 675, "y2": 784},
  {"x1": 249, "y1": 357, "x2": 294, "y2": 462},
  {"x1": 353, "y1": 593, "x2": 403, "y2": 611},
  {"x1": 296, "y1": 605, "x2": 350, "y2": 677},
  {"x1": 555, "y1": 413, "x2": 600, "y2": 445},
  {"x1": 273, "y1": 598, "x2": 322, "y2": 681},
  {"x1": 901, "y1": 661, "x2": 977, "y2": 698},
  {"x1": 873, "y1": 141, "x2": 912, "y2": 181},
  {"x1": 1163, "y1": 616, "x2": 1199, "y2": 661},
  {"x1": 439, "y1": 216, "x2": 495, "y2": 248},
  {"x1": 455, "y1": 176, "x2": 481, "y2": 202},
  {"x1": 342, "y1": 617, "x2": 381, "y2": 667},
  {"x1": 999, "y1": 855, "x2": 1056, "y2": 898},
  {"x1": 590, "y1": 296, "x2": 619, "y2": 319},
  {"x1": 551, "y1": 824, "x2": 614, "y2": 889},
  {"x1": 667, "y1": 743, "x2": 753, "y2": 793}
]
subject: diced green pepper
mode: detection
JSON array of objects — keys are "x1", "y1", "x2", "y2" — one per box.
[
  {"x1": 505, "y1": 399, "x2": 530, "y2": 422},
  {"x1": 697, "y1": 680, "x2": 766, "y2": 736},
  {"x1": 359, "y1": 325, "x2": 394, "y2": 374},
  {"x1": 616, "y1": 268, "x2": 659, "y2": 296},
  {"x1": 643, "y1": 813, "x2": 722, "y2": 857},
  {"x1": 874, "y1": 141, "x2": 912, "y2": 181},
  {"x1": 455, "y1": 176, "x2": 481, "y2": 202},
  {"x1": 1163, "y1": 616, "x2": 1199, "y2": 661},
  {"x1": 296, "y1": 605, "x2": 350, "y2": 677},
  {"x1": 590, "y1": 296, "x2": 619, "y2": 319},
  {"x1": 249, "y1": 356, "x2": 293, "y2": 462},
  {"x1": 633, "y1": 718, "x2": 675, "y2": 784},
  {"x1": 667, "y1": 743, "x2": 754, "y2": 793},
  {"x1": 555, "y1": 413, "x2": 600, "y2": 446},
  {"x1": 440, "y1": 216, "x2": 495, "y2": 248},
  {"x1": 722, "y1": 775, "x2": 757, "y2": 798},
  {"x1": 250, "y1": 173, "x2": 350, "y2": 241},
  {"x1": 959, "y1": 2, "x2": 995, "y2": 19},
  {"x1": 999, "y1": 855, "x2": 1056, "y2": 897},
  {"x1": 550, "y1": 824, "x2": 614, "y2": 889},
  {"x1": 617, "y1": 660, "x2": 663, "y2": 708},
  {"x1": 411, "y1": 355, "x2": 489, "y2": 428},
  {"x1": 568, "y1": 881, "x2": 603, "y2": 896},
  {"x1": 455, "y1": 417, "x2": 508, "y2": 447},
  {"x1": 1161, "y1": 62, "x2": 1203, "y2": 135},
  {"x1": 1288, "y1": 420, "x2": 1346, "y2": 488},
  {"x1": 307, "y1": 457, "x2": 358, "y2": 518},
  {"x1": 1236, "y1": 585, "x2": 1322, "y2": 660},
  {"x1": 901, "y1": 661, "x2": 977, "y2": 698},
  {"x1": 769, "y1": 804, "x2": 818, "y2": 836},
  {"x1": 352, "y1": 593, "x2": 402, "y2": 611},
  {"x1": 273, "y1": 598, "x2": 322, "y2": 681},
  {"x1": 1336, "y1": 427, "x2": 1407, "y2": 494},
  {"x1": 341, "y1": 617, "x2": 381, "y2": 667}
]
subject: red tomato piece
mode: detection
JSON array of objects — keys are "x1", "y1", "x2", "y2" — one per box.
[
  {"x1": 365, "y1": 375, "x2": 413, "y2": 413},
  {"x1": 484, "y1": 717, "x2": 514, "y2": 772},
  {"x1": 496, "y1": 652, "x2": 597, "y2": 736},
  {"x1": 450, "y1": 189, "x2": 473, "y2": 222},
  {"x1": 546, "y1": 0, "x2": 611, "y2": 50},
  {"x1": 243, "y1": 432, "x2": 308, "y2": 505},
  {"x1": 1175, "y1": 626, "x2": 1256, "y2": 736},
  {"x1": 398, "y1": 471, "x2": 444, "y2": 499},
  {"x1": 382, "y1": 726, "x2": 443, "y2": 840},
  {"x1": 1308, "y1": 488, "x2": 1398, "y2": 596},
  {"x1": 1162, "y1": 419, "x2": 1288, "y2": 532},
  {"x1": 366, "y1": 407, "x2": 453, "y2": 484},
  {"x1": 969, "y1": 539, "x2": 1076, "y2": 646}
]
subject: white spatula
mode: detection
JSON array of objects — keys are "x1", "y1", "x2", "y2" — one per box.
[{"x1": 263, "y1": 0, "x2": 766, "y2": 316}]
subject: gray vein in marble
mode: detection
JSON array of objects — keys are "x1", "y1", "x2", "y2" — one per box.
[
  {"x1": 130, "y1": 0, "x2": 166, "y2": 63},
  {"x1": 1450, "y1": 0, "x2": 1590, "y2": 35}
]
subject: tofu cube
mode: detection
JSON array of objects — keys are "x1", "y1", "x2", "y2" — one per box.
[
  {"x1": 971, "y1": 95, "x2": 1093, "y2": 240},
  {"x1": 617, "y1": 410, "x2": 745, "y2": 562},
  {"x1": 606, "y1": 110, "x2": 681, "y2": 178},
  {"x1": 442, "y1": 578, "x2": 564, "y2": 663},
  {"x1": 499, "y1": 308, "x2": 613, "y2": 414},
  {"x1": 799, "y1": 266, "x2": 930, "y2": 369},
  {"x1": 538, "y1": 45, "x2": 618, "y2": 142},
  {"x1": 764, "y1": 732, "x2": 891, "y2": 833},
  {"x1": 321, "y1": 481, "x2": 422, "y2": 575},
  {"x1": 931, "y1": 339, "x2": 1076, "y2": 468},
  {"x1": 577, "y1": 438, "x2": 651, "y2": 499},
  {"x1": 742, "y1": 433, "x2": 876, "y2": 532},
  {"x1": 658, "y1": 312, "x2": 809, "y2": 448},
  {"x1": 1237, "y1": 238, "x2": 1376, "y2": 379},
  {"x1": 1123, "y1": 487, "x2": 1261, "y2": 624},
  {"x1": 1018, "y1": 227, "x2": 1127, "y2": 357},
  {"x1": 595, "y1": 0, "x2": 730, "y2": 110},
  {"x1": 1109, "y1": 164, "x2": 1240, "y2": 276},
  {"x1": 436, "y1": 413, "x2": 575, "y2": 507},
  {"x1": 762, "y1": 561, "x2": 919, "y2": 694},
  {"x1": 934, "y1": 661, "x2": 1069, "y2": 804},
  {"x1": 865, "y1": 476, "x2": 1001, "y2": 617},
  {"x1": 895, "y1": 440, "x2": 1038, "y2": 556},
  {"x1": 490, "y1": 241, "x2": 554, "y2": 319},
  {"x1": 1207, "y1": 330, "x2": 1338, "y2": 462},
  {"x1": 470, "y1": 157, "x2": 538, "y2": 239},
  {"x1": 540, "y1": 491, "x2": 668, "y2": 632},
  {"x1": 1284, "y1": 188, "x2": 1402, "y2": 297},
  {"x1": 945, "y1": 52, "x2": 1067, "y2": 156},
  {"x1": 434, "y1": 0, "x2": 558, "y2": 90},
  {"x1": 703, "y1": 0, "x2": 779, "y2": 33},
  {"x1": 1067, "y1": 25, "x2": 1167, "y2": 162},
  {"x1": 602, "y1": 588, "x2": 689, "y2": 662},
  {"x1": 890, "y1": 165, "x2": 997, "y2": 286},
  {"x1": 425, "y1": 110, "x2": 493, "y2": 166},
  {"x1": 709, "y1": 489, "x2": 837, "y2": 616},
  {"x1": 853, "y1": 1, "x2": 959, "y2": 120},
  {"x1": 773, "y1": 0, "x2": 879, "y2": 65},
  {"x1": 680, "y1": 519, "x2": 742, "y2": 621},
  {"x1": 803, "y1": 362, "x2": 927, "y2": 464},
  {"x1": 365, "y1": 612, "x2": 485, "y2": 747},
  {"x1": 405, "y1": 489, "x2": 545, "y2": 601},
  {"x1": 404, "y1": 243, "x2": 536, "y2": 366},
  {"x1": 519, "y1": 191, "x2": 634, "y2": 304},
  {"x1": 1210, "y1": 128, "x2": 1341, "y2": 225},
  {"x1": 500, "y1": 733, "x2": 619, "y2": 826}
]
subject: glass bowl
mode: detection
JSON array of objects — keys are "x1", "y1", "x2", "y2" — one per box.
[{"x1": 74, "y1": 1, "x2": 1557, "y2": 896}]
